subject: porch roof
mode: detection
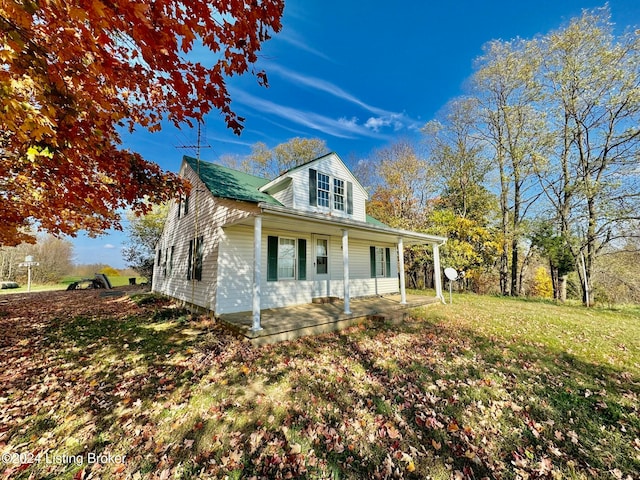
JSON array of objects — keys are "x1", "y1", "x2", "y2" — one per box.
[{"x1": 254, "y1": 203, "x2": 447, "y2": 246}]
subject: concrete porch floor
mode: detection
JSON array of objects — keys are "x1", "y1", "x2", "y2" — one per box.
[{"x1": 218, "y1": 294, "x2": 441, "y2": 345}]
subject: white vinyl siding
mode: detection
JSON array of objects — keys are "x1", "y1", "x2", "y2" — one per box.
[
  {"x1": 152, "y1": 160, "x2": 259, "y2": 311},
  {"x1": 216, "y1": 229, "x2": 399, "y2": 314}
]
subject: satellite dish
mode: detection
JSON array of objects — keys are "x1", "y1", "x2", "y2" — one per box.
[{"x1": 444, "y1": 267, "x2": 458, "y2": 281}]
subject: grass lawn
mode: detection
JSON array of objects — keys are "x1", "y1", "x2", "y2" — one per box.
[
  {"x1": 0, "y1": 276, "x2": 146, "y2": 295},
  {"x1": 0, "y1": 291, "x2": 638, "y2": 479}
]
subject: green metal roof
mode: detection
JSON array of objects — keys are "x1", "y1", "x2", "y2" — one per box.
[
  {"x1": 185, "y1": 156, "x2": 282, "y2": 206},
  {"x1": 365, "y1": 214, "x2": 389, "y2": 227}
]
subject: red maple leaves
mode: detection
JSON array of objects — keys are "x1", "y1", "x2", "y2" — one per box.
[{"x1": 0, "y1": 0, "x2": 284, "y2": 245}]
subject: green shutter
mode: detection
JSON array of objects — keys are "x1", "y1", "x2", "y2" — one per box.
[
  {"x1": 187, "y1": 239, "x2": 193, "y2": 280},
  {"x1": 309, "y1": 168, "x2": 317, "y2": 206},
  {"x1": 370, "y1": 246, "x2": 376, "y2": 278},
  {"x1": 195, "y1": 236, "x2": 203, "y2": 281},
  {"x1": 267, "y1": 236, "x2": 278, "y2": 282},
  {"x1": 385, "y1": 247, "x2": 391, "y2": 278},
  {"x1": 346, "y1": 181, "x2": 353, "y2": 214},
  {"x1": 297, "y1": 239, "x2": 307, "y2": 280}
]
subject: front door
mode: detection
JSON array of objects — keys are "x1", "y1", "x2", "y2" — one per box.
[{"x1": 314, "y1": 236, "x2": 330, "y2": 296}]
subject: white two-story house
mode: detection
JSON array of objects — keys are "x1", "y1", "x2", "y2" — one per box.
[{"x1": 152, "y1": 153, "x2": 446, "y2": 331}]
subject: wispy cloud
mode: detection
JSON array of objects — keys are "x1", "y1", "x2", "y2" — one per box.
[
  {"x1": 265, "y1": 64, "x2": 420, "y2": 135},
  {"x1": 232, "y1": 89, "x2": 386, "y2": 140},
  {"x1": 278, "y1": 30, "x2": 334, "y2": 63},
  {"x1": 104, "y1": 244, "x2": 115, "y2": 249},
  {"x1": 267, "y1": 64, "x2": 391, "y2": 117}
]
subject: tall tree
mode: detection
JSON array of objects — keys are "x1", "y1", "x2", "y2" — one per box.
[
  {"x1": 533, "y1": 7, "x2": 640, "y2": 305},
  {"x1": 473, "y1": 38, "x2": 547, "y2": 296},
  {"x1": 1, "y1": 0, "x2": 284, "y2": 246}
]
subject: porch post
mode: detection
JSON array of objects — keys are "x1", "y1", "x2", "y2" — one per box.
[
  {"x1": 252, "y1": 215, "x2": 263, "y2": 331},
  {"x1": 342, "y1": 229, "x2": 351, "y2": 314},
  {"x1": 433, "y1": 242, "x2": 445, "y2": 304},
  {"x1": 398, "y1": 237, "x2": 407, "y2": 304}
]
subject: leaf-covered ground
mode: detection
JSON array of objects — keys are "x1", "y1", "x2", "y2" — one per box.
[{"x1": 0, "y1": 291, "x2": 638, "y2": 479}]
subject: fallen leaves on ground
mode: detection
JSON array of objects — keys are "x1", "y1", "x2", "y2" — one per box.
[{"x1": 0, "y1": 291, "x2": 638, "y2": 479}]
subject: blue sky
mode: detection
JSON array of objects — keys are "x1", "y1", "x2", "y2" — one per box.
[{"x1": 72, "y1": 0, "x2": 640, "y2": 268}]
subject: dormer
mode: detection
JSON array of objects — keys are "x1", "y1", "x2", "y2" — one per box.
[{"x1": 259, "y1": 152, "x2": 368, "y2": 222}]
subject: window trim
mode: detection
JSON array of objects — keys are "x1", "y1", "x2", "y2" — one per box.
[{"x1": 187, "y1": 236, "x2": 203, "y2": 281}]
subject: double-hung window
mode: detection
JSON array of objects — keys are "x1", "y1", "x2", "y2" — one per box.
[
  {"x1": 267, "y1": 236, "x2": 307, "y2": 281},
  {"x1": 317, "y1": 173, "x2": 330, "y2": 208},
  {"x1": 370, "y1": 246, "x2": 392, "y2": 278},
  {"x1": 277, "y1": 238, "x2": 296, "y2": 280},
  {"x1": 375, "y1": 247, "x2": 386, "y2": 277},
  {"x1": 333, "y1": 178, "x2": 344, "y2": 211},
  {"x1": 187, "y1": 236, "x2": 203, "y2": 281},
  {"x1": 309, "y1": 169, "x2": 353, "y2": 214}
]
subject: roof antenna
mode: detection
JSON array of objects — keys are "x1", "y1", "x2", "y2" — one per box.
[{"x1": 176, "y1": 121, "x2": 211, "y2": 309}]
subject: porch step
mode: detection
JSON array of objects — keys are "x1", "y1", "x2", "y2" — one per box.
[
  {"x1": 311, "y1": 296, "x2": 340, "y2": 304},
  {"x1": 243, "y1": 316, "x2": 368, "y2": 346},
  {"x1": 369, "y1": 310, "x2": 408, "y2": 325}
]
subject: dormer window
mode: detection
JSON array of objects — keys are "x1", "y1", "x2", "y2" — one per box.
[
  {"x1": 317, "y1": 172, "x2": 330, "y2": 207},
  {"x1": 333, "y1": 178, "x2": 344, "y2": 211},
  {"x1": 309, "y1": 168, "x2": 353, "y2": 214}
]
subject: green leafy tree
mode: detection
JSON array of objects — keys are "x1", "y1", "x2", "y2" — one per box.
[
  {"x1": 425, "y1": 209, "x2": 501, "y2": 293},
  {"x1": 530, "y1": 220, "x2": 575, "y2": 301},
  {"x1": 122, "y1": 204, "x2": 169, "y2": 284}
]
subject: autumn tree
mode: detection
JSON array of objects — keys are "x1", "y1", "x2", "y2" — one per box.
[
  {"x1": 425, "y1": 209, "x2": 501, "y2": 293},
  {"x1": 221, "y1": 137, "x2": 329, "y2": 178},
  {"x1": 0, "y1": 0, "x2": 284, "y2": 246},
  {"x1": 473, "y1": 38, "x2": 547, "y2": 296},
  {"x1": 366, "y1": 141, "x2": 433, "y2": 230},
  {"x1": 532, "y1": 7, "x2": 640, "y2": 305},
  {"x1": 422, "y1": 97, "x2": 495, "y2": 225}
]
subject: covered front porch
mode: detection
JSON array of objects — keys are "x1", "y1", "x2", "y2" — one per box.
[
  {"x1": 228, "y1": 203, "x2": 447, "y2": 334},
  {"x1": 219, "y1": 292, "x2": 439, "y2": 345}
]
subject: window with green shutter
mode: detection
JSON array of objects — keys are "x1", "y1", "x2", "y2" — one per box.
[
  {"x1": 267, "y1": 236, "x2": 308, "y2": 281},
  {"x1": 370, "y1": 246, "x2": 392, "y2": 278}
]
